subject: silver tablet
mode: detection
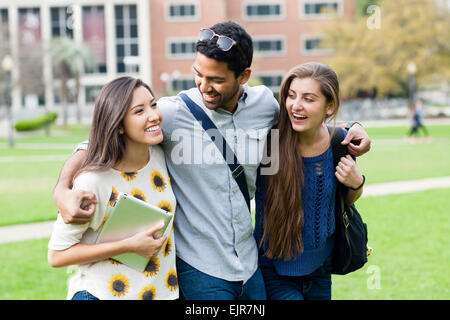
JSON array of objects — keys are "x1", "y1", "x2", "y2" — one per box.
[{"x1": 95, "y1": 192, "x2": 173, "y2": 271}]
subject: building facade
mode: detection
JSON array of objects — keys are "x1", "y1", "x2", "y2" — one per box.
[
  {"x1": 0, "y1": 0, "x2": 355, "y2": 113},
  {"x1": 151, "y1": 0, "x2": 355, "y2": 94},
  {"x1": 0, "y1": 0, "x2": 150, "y2": 112}
]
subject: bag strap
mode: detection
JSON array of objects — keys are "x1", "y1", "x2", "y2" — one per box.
[
  {"x1": 327, "y1": 126, "x2": 350, "y2": 224},
  {"x1": 328, "y1": 126, "x2": 347, "y2": 169},
  {"x1": 178, "y1": 93, "x2": 251, "y2": 212}
]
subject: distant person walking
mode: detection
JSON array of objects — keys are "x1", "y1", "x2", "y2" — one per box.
[{"x1": 407, "y1": 100, "x2": 431, "y2": 143}]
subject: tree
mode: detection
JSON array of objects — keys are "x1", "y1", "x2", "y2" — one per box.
[
  {"x1": 355, "y1": 0, "x2": 376, "y2": 17},
  {"x1": 320, "y1": 0, "x2": 450, "y2": 98},
  {"x1": 49, "y1": 37, "x2": 95, "y2": 125},
  {"x1": 0, "y1": 17, "x2": 9, "y2": 104}
]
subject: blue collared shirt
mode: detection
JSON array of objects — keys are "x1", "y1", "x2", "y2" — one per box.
[{"x1": 158, "y1": 84, "x2": 279, "y2": 282}]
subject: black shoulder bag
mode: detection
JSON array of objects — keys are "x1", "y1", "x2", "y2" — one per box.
[{"x1": 328, "y1": 126, "x2": 370, "y2": 275}]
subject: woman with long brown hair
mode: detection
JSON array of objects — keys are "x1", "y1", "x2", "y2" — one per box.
[
  {"x1": 254, "y1": 63, "x2": 365, "y2": 300},
  {"x1": 48, "y1": 77, "x2": 178, "y2": 300}
]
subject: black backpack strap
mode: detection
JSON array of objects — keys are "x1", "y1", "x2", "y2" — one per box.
[
  {"x1": 327, "y1": 126, "x2": 347, "y2": 168},
  {"x1": 179, "y1": 93, "x2": 251, "y2": 212},
  {"x1": 327, "y1": 126, "x2": 349, "y2": 213}
]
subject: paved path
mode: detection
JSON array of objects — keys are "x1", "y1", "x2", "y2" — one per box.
[
  {"x1": 362, "y1": 176, "x2": 450, "y2": 197},
  {"x1": 1, "y1": 176, "x2": 450, "y2": 244},
  {"x1": 0, "y1": 220, "x2": 55, "y2": 244}
]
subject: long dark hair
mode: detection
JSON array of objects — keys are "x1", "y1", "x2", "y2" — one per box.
[
  {"x1": 75, "y1": 76, "x2": 154, "y2": 178},
  {"x1": 261, "y1": 62, "x2": 340, "y2": 260}
]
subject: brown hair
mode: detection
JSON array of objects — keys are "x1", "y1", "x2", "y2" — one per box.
[
  {"x1": 261, "y1": 62, "x2": 340, "y2": 260},
  {"x1": 76, "y1": 76, "x2": 154, "y2": 178}
]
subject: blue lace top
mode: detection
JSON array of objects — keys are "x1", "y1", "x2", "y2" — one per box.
[{"x1": 254, "y1": 143, "x2": 338, "y2": 276}]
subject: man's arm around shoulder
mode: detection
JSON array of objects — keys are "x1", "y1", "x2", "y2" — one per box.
[{"x1": 53, "y1": 150, "x2": 97, "y2": 224}]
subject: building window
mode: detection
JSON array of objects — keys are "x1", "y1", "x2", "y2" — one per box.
[
  {"x1": 18, "y1": 8, "x2": 45, "y2": 105},
  {"x1": 18, "y1": 8, "x2": 41, "y2": 47},
  {"x1": 253, "y1": 37, "x2": 285, "y2": 56},
  {"x1": 0, "y1": 9, "x2": 9, "y2": 102},
  {"x1": 167, "y1": 2, "x2": 199, "y2": 21},
  {"x1": 82, "y1": 6, "x2": 106, "y2": 73},
  {"x1": 257, "y1": 74, "x2": 284, "y2": 90},
  {"x1": 300, "y1": 0, "x2": 343, "y2": 18},
  {"x1": 50, "y1": 7, "x2": 73, "y2": 38},
  {"x1": 0, "y1": 8, "x2": 9, "y2": 45},
  {"x1": 85, "y1": 85, "x2": 102, "y2": 104},
  {"x1": 167, "y1": 39, "x2": 196, "y2": 59},
  {"x1": 171, "y1": 78, "x2": 196, "y2": 91},
  {"x1": 115, "y1": 5, "x2": 139, "y2": 73},
  {"x1": 244, "y1": 2, "x2": 283, "y2": 20},
  {"x1": 301, "y1": 35, "x2": 334, "y2": 55}
]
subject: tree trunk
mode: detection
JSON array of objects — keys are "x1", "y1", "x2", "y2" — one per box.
[
  {"x1": 75, "y1": 73, "x2": 82, "y2": 123},
  {"x1": 60, "y1": 63, "x2": 69, "y2": 126}
]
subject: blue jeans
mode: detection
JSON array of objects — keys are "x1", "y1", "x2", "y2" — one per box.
[
  {"x1": 72, "y1": 291, "x2": 99, "y2": 300},
  {"x1": 176, "y1": 257, "x2": 266, "y2": 300},
  {"x1": 261, "y1": 255, "x2": 333, "y2": 300}
]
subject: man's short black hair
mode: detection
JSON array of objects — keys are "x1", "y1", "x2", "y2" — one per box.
[{"x1": 195, "y1": 21, "x2": 253, "y2": 78}]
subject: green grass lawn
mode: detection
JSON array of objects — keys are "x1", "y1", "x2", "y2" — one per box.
[
  {"x1": 1, "y1": 187, "x2": 448, "y2": 300},
  {"x1": 0, "y1": 122, "x2": 449, "y2": 300},
  {"x1": 332, "y1": 188, "x2": 450, "y2": 300},
  {"x1": 0, "y1": 238, "x2": 68, "y2": 300},
  {"x1": 1, "y1": 123, "x2": 449, "y2": 226},
  {"x1": 359, "y1": 125, "x2": 450, "y2": 184},
  {"x1": 0, "y1": 124, "x2": 89, "y2": 226},
  {"x1": 1, "y1": 124, "x2": 91, "y2": 144}
]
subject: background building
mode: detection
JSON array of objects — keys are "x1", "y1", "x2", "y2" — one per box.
[
  {"x1": 0, "y1": 0, "x2": 355, "y2": 116},
  {"x1": 151, "y1": 0, "x2": 355, "y2": 94}
]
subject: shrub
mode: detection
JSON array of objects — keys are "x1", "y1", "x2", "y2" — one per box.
[{"x1": 14, "y1": 112, "x2": 58, "y2": 132}]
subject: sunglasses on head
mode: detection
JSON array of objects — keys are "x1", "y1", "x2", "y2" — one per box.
[{"x1": 198, "y1": 28, "x2": 248, "y2": 63}]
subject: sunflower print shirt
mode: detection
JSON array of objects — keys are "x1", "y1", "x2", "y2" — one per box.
[{"x1": 48, "y1": 145, "x2": 178, "y2": 300}]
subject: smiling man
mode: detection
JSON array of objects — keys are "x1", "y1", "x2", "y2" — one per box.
[
  {"x1": 52, "y1": 21, "x2": 371, "y2": 300},
  {"x1": 156, "y1": 22, "x2": 278, "y2": 300},
  {"x1": 192, "y1": 53, "x2": 246, "y2": 112}
]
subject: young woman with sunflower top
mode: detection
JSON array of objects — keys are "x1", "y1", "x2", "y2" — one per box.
[{"x1": 48, "y1": 77, "x2": 178, "y2": 300}]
